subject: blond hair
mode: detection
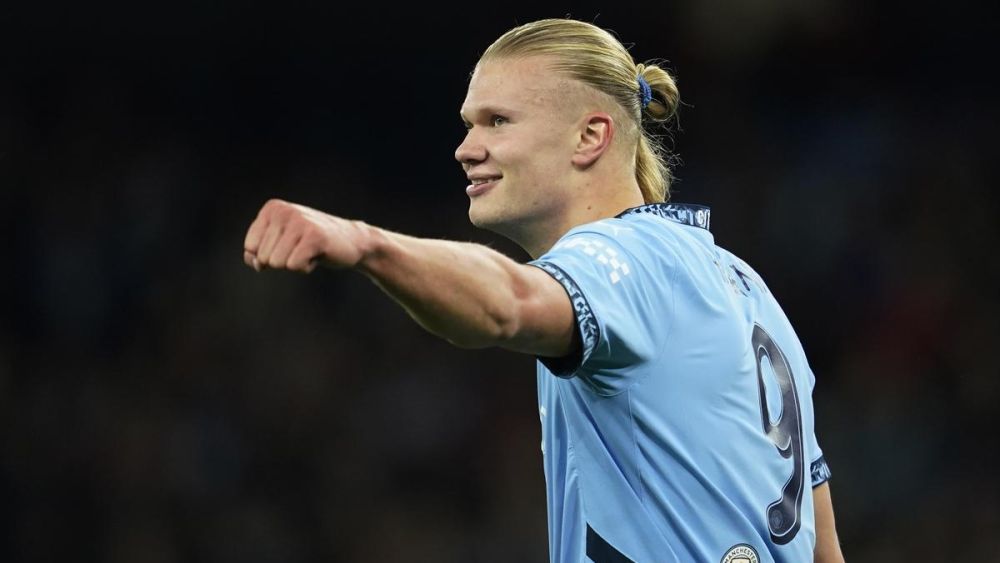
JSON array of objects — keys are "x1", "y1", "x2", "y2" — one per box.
[{"x1": 480, "y1": 18, "x2": 680, "y2": 203}]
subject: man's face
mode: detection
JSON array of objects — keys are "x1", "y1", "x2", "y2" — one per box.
[{"x1": 456, "y1": 56, "x2": 581, "y2": 237}]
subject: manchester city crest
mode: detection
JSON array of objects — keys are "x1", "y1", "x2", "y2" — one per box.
[{"x1": 720, "y1": 543, "x2": 760, "y2": 563}]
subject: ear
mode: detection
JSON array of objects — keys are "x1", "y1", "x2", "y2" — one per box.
[{"x1": 571, "y1": 112, "x2": 614, "y2": 168}]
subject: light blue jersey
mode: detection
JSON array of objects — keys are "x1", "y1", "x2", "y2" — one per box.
[{"x1": 529, "y1": 204, "x2": 831, "y2": 563}]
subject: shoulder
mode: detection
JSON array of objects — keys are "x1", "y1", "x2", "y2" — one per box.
[
  {"x1": 551, "y1": 214, "x2": 683, "y2": 255},
  {"x1": 719, "y1": 248, "x2": 775, "y2": 296},
  {"x1": 542, "y1": 219, "x2": 669, "y2": 278},
  {"x1": 537, "y1": 203, "x2": 717, "y2": 281}
]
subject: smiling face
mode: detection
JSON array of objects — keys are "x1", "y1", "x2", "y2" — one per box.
[{"x1": 456, "y1": 56, "x2": 584, "y2": 246}]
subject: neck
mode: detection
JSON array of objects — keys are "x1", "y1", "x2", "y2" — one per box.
[{"x1": 515, "y1": 183, "x2": 644, "y2": 259}]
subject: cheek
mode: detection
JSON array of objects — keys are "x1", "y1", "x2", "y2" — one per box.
[
  {"x1": 527, "y1": 150, "x2": 568, "y2": 186},
  {"x1": 498, "y1": 126, "x2": 572, "y2": 194}
]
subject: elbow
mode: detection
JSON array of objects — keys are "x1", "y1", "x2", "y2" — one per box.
[
  {"x1": 493, "y1": 309, "x2": 524, "y2": 346},
  {"x1": 481, "y1": 300, "x2": 528, "y2": 348}
]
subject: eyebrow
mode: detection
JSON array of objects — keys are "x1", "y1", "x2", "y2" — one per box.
[{"x1": 459, "y1": 104, "x2": 519, "y2": 123}]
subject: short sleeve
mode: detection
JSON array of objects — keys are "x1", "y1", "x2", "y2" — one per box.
[
  {"x1": 804, "y1": 367, "x2": 832, "y2": 487},
  {"x1": 529, "y1": 228, "x2": 672, "y2": 394},
  {"x1": 810, "y1": 454, "x2": 832, "y2": 487}
]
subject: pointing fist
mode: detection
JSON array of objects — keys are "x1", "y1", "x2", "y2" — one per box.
[{"x1": 243, "y1": 199, "x2": 370, "y2": 273}]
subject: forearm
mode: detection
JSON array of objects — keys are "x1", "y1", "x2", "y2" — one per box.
[
  {"x1": 354, "y1": 223, "x2": 561, "y2": 352},
  {"x1": 813, "y1": 482, "x2": 845, "y2": 563},
  {"x1": 243, "y1": 199, "x2": 574, "y2": 355}
]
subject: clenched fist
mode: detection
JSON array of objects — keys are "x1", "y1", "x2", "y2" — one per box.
[{"x1": 243, "y1": 199, "x2": 371, "y2": 273}]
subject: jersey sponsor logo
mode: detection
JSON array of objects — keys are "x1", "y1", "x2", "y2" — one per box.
[{"x1": 720, "y1": 543, "x2": 760, "y2": 563}]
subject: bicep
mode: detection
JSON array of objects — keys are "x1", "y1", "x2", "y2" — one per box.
[{"x1": 813, "y1": 482, "x2": 845, "y2": 563}]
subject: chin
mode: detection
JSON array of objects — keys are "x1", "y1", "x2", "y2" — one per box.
[
  {"x1": 468, "y1": 202, "x2": 513, "y2": 233},
  {"x1": 467, "y1": 199, "x2": 492, "y2": 226}
]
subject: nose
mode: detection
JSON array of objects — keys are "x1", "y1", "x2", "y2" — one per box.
[{"x1": 455, "y1": 129, "x2": 487, "y2": 166}]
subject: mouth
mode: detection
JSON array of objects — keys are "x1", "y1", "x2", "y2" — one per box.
[{"x1": 466, "y1": 176, "x2": 502, "y2": 197}]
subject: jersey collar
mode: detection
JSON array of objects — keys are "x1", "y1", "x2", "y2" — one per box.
[{"x1": 616, "y1": 203, "x2": 712, "y2": 231}]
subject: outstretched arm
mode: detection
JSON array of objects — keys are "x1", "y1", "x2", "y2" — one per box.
[
  {"x1": 243, "y1": 199, "x2": 576, "y2": 356},
  {"x1": 814, "y1": 482, "x2": 845, "y2": 562}
]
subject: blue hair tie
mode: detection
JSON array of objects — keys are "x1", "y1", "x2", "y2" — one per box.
[{"x1": 637, "y1": 76, "x2": 652, "y2": 109}]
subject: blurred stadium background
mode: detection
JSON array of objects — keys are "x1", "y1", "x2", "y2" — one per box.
[{"x1": 1, "y1": 2, "x2": 996, "y2": 561}]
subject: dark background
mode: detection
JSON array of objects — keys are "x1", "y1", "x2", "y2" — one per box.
[{"x1": 2, "y1": 2, "x2": 997, "y2": 561}]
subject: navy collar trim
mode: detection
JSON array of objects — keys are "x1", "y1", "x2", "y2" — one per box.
[{"x1": 616, "y1": 203, "x2": 712, "y2": 231}]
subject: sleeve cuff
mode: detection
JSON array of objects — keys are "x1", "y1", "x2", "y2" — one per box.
[
  {"x1": 530, "y1": 260, "x2": 600, "y2": 377},
  {"x1": 810, "y1": 455, "x2": 832, "y2": 487}
]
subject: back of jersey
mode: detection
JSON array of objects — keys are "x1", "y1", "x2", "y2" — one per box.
[
  {"x1": 531, "y1": 204, "x2": 831, "y2": 562},
  {"x1": 631, "y1": 210, "x2": 828, "y2": 560}
]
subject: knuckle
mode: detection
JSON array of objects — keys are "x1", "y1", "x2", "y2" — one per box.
[{"x1": 261, "y1": 198, "x2": 288, "y2": 218}]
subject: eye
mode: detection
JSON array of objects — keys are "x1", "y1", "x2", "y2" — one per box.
[{"x1": 490, "y1": 115, "x2": 508, "y2": 127}]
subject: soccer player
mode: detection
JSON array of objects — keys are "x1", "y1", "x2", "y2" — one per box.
[{"x1": 243, "y1": 18, "x2": 845, "y2": 563}]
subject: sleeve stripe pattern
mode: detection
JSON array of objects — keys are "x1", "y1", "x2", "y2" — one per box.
[
  {"x1": 531, "y1": 261, "x2": 600, "y2": 374},
  {"x1": 810, "y1": 455, "x2": 832, "y2": 487}
]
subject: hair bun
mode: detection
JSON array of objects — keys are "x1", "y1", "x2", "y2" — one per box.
[{"x1": 637, "y1": 63, "x2": 679, "y2": 123}]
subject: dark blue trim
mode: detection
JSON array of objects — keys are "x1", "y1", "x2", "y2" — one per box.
[
  {"x1": 616, "y1": 203, "x2": 711, "y2": 231},
  {"x1": 529, "y1": 261, "x2": 599, "y2": 377},
  {"x1": 810, "y1": 455, "x2": 832, "y2": 487},
  {"x1": 586, "y1": 524, "x2": 634, "y2": 563}
]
